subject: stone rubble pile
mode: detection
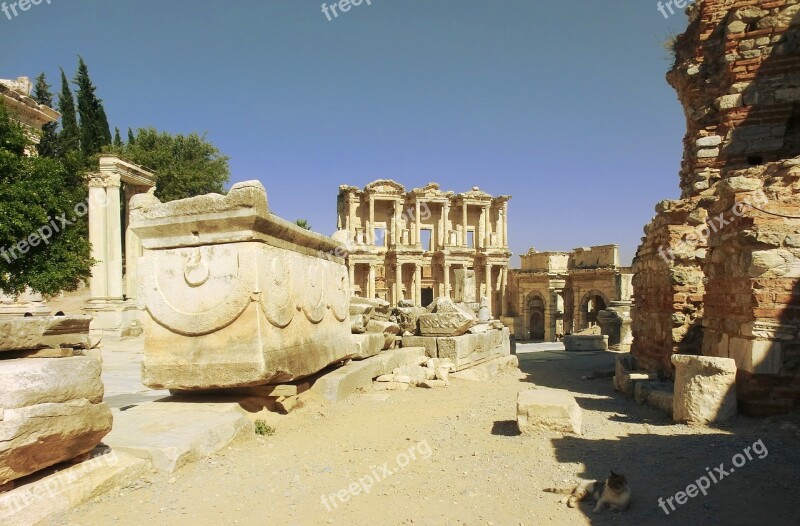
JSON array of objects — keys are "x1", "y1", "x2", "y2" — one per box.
[
  {"x1": 0, "y1": 316, "x2": 112, "y2": 489},
  {"x1": 373, "y1": 356, "x2": 455, "y2": 391}
]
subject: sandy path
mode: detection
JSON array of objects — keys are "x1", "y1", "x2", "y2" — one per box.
[{"x1": 55, "y1": 344, "x2": 800, "y2": 526}]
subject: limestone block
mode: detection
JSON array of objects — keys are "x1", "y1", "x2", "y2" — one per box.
[
  {"x1": 419, "y1": 297, "x2": 477, "y2": 337},
  {"x1": 352, "y1": 297, "x2": 391, "y2": 320},
  {"x1": 350, "y1": 333, "x2": 384, "y2": 360},
  {"x1": 103, "y1": 402, "x2": 252, "y2": 473},
  {"x1": 0, "y1": 316, "x2": 91, "y2": 353},
  {"x1": 351, "y1": 314, "x2": 368, "y2": 334},
  {"x1": 311, "y1": 347, "x2": 427, "y2": 402},
  {"x1": 0, "y1": 450, "x2": 148, "y2": 526},
  {"x1": 0, "y1": 400, "x2": 113, "y2": 485},
  {"x1": 130, "y1": 181, "x2": 353, "y2": 390},
  {"x1": 0, "y1": 357, "x2": 104, "y2": 410},
  {"x1": 563, "y1": 334, "x2": 608, "y2": 352},
  {"x1": 437, "y1": 329, "x2": 509, "y2": 371},
  {"x1": 516, "y1": 389, "x2": 582, "y2": 435},
  {"x1": 366, "y1": 319, "x2": 401, "y2": 350},
  {"x1": 395, "y1": 306, "x2": 426, "y2": 334},
  {"x1": 402, "y1": 335, "x2": 438, "y2": 358},
  {"x1": 451, "y1": 355, "x2": 519, "y2": 382},
  {"x1": 672, "y1": 354, "x2": 737, "y2": 424}
]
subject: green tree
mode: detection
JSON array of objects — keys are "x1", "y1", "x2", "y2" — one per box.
[
  {"x1": 74, "y1": 57, "x2": 111, "y2": 157},
  {"x1": 127, "y1": 127, "x2": 136, "y2": 145},
  {"x1": 113, "y1": 127, "x2": 122, "y2": 147},
  {"x1": 32, "y1": 74, "x2": 58, "y2": 158},
  {"x1": 295, "y1": 219, "x2": 312, "y2": 230},
  {"x1": 0, "y1": 101, "x2": 92, "y2": 296},
  {"x1": 110, "y1": 128, "x2": 230, "y2": 201},
  {"x1": 57, "y1": 68, "x2": 80, "y2": 158}
]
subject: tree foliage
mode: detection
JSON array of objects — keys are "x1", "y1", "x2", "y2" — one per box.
[
  {"x1": 57, "y1": 68, "x2": 80, "y2": 158},
  {"x1": 74, "y1": 57, "x2": 111, "y2": 158},
  {"x1": 295, "y1": 219, "x2": 312, "y2": 230},
  {"x1": 32, "y1": 74, "x2": 58, "y2": 158},
  {"x1": 112, "y1": 128, "x2": 230, "y2": 202},
  {"x1": 0, "y1": 101, "x2": 92, "y2": 296}
]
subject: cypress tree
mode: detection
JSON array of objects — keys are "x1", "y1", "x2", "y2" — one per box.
[
  {"x1": 57, "y1": 68, "x2": 80, "y2": 157},
  {"x1": 32, "y1": 73, "x2": 58, "y2": 158},
  {"x1": 74, "y1": 57, "x2": 111, "y2": 157},
  {"x1": 127, "y1": 127, "x2": 136, "y2": 145},
  {"x1": 114, "y1": 127, "x2": 122, "y2": 147}
]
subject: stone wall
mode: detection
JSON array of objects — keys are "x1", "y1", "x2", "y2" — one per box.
[{"x1": 631, "y1": 0, "x2": 800, "y2": 414}]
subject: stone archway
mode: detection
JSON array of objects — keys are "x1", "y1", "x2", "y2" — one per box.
[
  {"x1": 525, "y1": 292, "x2": 546, "y2": 341},
  {"x1": 579, "y1": 290, "x2": 609, "y2": 330}
]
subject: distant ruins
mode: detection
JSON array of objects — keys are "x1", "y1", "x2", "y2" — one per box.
[
  {"x1": 505, "y1": 245, "x2": 633, "y2": 344},
  {"x1": 631, "y1": 0, "x2": 800, "y2": 416},
  {"x1": 336, "y1": 181, "x2": 511, "y2": 316}
]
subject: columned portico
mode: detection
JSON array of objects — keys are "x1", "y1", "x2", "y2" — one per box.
[{"x1": 85, "y1": 155, "x2": 156, "y2": 339}]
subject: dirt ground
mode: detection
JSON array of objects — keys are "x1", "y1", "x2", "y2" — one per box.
[{"x1": 54, "y1": 344, "x2": 800, "y2": 526}]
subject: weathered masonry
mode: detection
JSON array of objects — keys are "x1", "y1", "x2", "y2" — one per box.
[
  {"x1": 632, "y1": 0, "x2": 800, "y2": 416},
  {"x1": 337, "y1": 181, "x2": 511, "y2": 316},
  {"x1": 505, "y1": 245, "x2": 633, "y2": 342}
]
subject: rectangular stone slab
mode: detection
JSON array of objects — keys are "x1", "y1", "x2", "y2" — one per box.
[
  {"x1": 0, "y1": 400, "x2": 113, "y2": 485},
  {"x1": 0, "y1": 357, "x2": 104, "y2": 409},
  {"x1": 103, "y1": 402, "x2": 252, "y2": 472},
  {"x1": 0, "y1": 450, "x2": 148, "y2": 526},
  {"x1": 0, "y1": 316, "x2": 91, "y2": 353}
]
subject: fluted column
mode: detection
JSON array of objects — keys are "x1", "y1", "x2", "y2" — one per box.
[
  {"x1": 443, "y1": 263, "x2": 451, "y2": 298},
  {"x1": 88, "y1": 175, "x2": 108, "y2": 301}
]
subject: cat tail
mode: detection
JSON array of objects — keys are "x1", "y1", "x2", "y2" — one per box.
[{"x1": 543, "y1": 487, "x2": 572, "y2": 494}]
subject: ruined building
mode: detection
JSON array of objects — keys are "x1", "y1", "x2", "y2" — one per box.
[
  {"x1": 505, "y1": 245, "x2": 633, "y2": 342},
  {"x1": 336, "y1": 181, "x2": 511, "y2": 316},
  {"x1": 632, "y1": 0, "x2": 800, "y2": 415}
]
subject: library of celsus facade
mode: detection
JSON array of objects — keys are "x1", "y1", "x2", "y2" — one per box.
[{"x1": 336, "y1": 181, "x2": 511, "y2": 316}]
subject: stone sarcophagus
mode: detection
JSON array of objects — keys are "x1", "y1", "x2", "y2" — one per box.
[{"x1": 130, "y1": 181, "x2": 352, "y2": 390}]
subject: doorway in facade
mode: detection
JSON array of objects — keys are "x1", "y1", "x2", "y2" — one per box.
[{"x1": 421, "y1": 287, "x2": 434, "y2": 307}]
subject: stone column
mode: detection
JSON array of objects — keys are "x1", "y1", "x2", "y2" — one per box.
[
  {"x1": 485, "y1": 263, "x2": 493, "y2": 316},
  {"x1": 106, "y1": 176, "x2": 124, "y2": 301},
  {"x1": 462, "y1": 203, "x2": 468, "y2": 247},
  {"x1": 414, "y1": 264, "x2": 422, "y2": 305},
  {"x1": 478, "y1": 207, "x2": 486, "y2": 249},
  {"x1": 443, "y1": 263, "x2": 451, "y2": 299},
  {"x1": 415, "y1": 201, "x2": 421, "y2": 247},
  {"x1": 88, "y1": 175, "x2": 108, "y2": 301},
  {"x1": 500, "y1": 267, "x2": 508, "y2": 316},
  {"x1": 484, "y1": 206, "x2": 492, "y2": 248},
  {"x1": 496, "y1": 209, "x2": 503, "y2": 248},
  {"x1": 368, "y1": 196, "x2": 375, "y2": 245},
  {"x1": 441, "y1": 201, "x2": 450, "y2": 248},
  {"x1": 349, "y1": 264, "x2": 356, "y2": 297},
  {"x1": 503, "y1": 203, "x2": 509, "y2": 248},
  {"x1": 368, "y1": 264, "x2": 376, "y2": 299},
  {"x1": 395, "y1": 263, "x2": 403, "y2": 303},
  {"x1": 393, "y1": 201, "x2": 401, "y2": 246}
]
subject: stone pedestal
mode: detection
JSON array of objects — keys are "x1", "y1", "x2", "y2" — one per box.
[
  {"x1": 597, "y1": 300, "x2": 633, "y2": 351},
  {"x1": 672, "y1": 354, "x2": 737, "y2": 424}
]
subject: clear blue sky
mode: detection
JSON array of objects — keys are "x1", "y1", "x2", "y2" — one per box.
[{"x1": 2, "y1": 0, "x2": 690, "y2": 265}]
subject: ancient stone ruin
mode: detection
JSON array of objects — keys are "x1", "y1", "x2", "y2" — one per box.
[
  {"x1": 0, "y1": 316, "x2": 112, "y2": 489},
  {"x1": 505, "y1": 244, "x2": 633, "y2": 343},
  {"x1": 130, "y1": 181, "x2": 354, "y2": 390},
  {"x1": 631, "y1": 0, "x2": 800, "y2": 416}
]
